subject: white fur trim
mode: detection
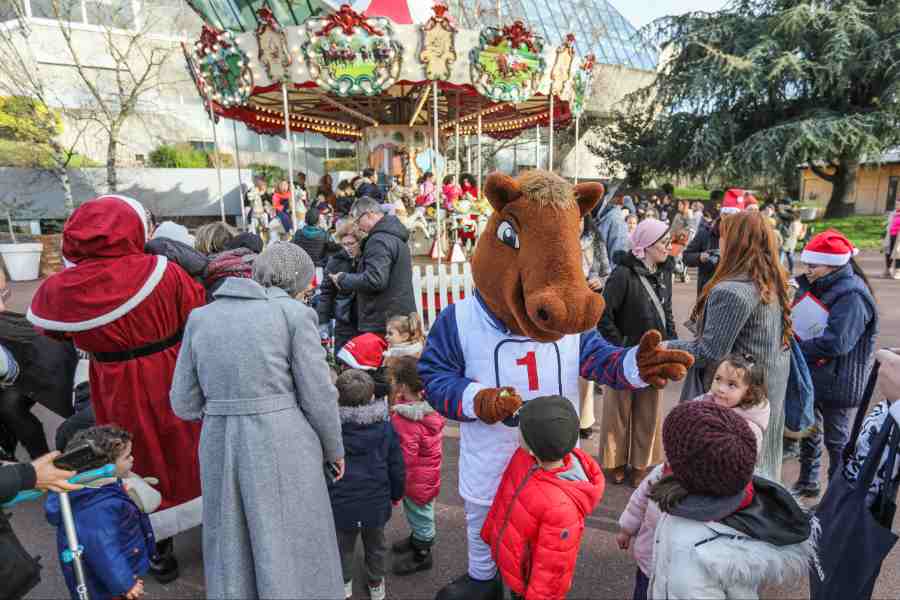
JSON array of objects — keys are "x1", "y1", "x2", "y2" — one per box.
[
  {"x1": 339, "y1": 399, "x2": 389, "y2": 424},
  {"x1": 800, "y1": 249, "x2": 851, "y2": 266},
  {"x1": 336, "y1": 346, "x2": 377, "y2": 370},
  {"x1": 623, "y1": 346, "x2": 648, "y2": 388},
  {"x1": 27, "y1": 256, "x2": 168, "y2": 332},
  {"x1": 462, "y1": 381, "x2": 488, "y2": 419},
  {"x1": 696, "y1": 517, "x2": 820, "y2": 591},
  {"x1": 720, "y1": 206, "x2": 741, "y2": 214}
]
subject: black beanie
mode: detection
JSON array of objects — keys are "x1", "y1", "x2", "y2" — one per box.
[{"x1": 519, "y1": 396, "x2": 580, "y2": 462}]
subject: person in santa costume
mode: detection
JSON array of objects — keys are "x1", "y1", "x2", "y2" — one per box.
[
  {"x1": 418, "y1": 171, "x2": 694, "y2": 600},
  {"x1": 27, "y1": 195, "x2": 206, "y2": 582}
]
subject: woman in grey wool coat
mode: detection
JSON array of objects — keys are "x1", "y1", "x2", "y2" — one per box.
[
  {"x1": 170, "y1": 242, "x2": 345, "y2": 599},
  {"x1": 668, "y1": 211, "x2": 792, "y2": 482}
]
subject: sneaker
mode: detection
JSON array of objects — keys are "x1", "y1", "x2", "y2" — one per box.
[
  {"x1": 344, "y1": 580, "x2": 353, "y2": 599},
  {"x1": 368, "y1": 579, "x2": 385, "y2": 600},
  {"x1": 792, "y1": 481, "x2": 822, "y2": 498}
]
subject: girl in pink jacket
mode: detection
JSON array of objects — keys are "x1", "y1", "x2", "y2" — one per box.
[
  {"x1": 617, "y1": 354, "x2": 769, "y2": 599},
  {"x1": 388, "y1": 355, "x2": 444, "y2": 576}
]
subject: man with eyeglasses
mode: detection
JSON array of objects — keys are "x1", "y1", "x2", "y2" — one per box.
[{"x1": 330, "y1": 197, "x2": 416, "y2": 337}]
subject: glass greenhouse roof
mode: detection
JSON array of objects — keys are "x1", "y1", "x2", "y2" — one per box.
[
  {"x1": 456, "y1": 0, "x2": 657, "y2": 71},
  {"x1": 185, "y1": 0, "x2": 657, "y2": 72}
]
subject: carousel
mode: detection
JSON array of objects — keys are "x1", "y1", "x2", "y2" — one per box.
[{"x1": 183, "y1": 0, "x2": 595, "y2": 261}]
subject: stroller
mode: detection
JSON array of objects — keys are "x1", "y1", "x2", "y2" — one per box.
[{"x1": 670, "y1": 228, "x2": 692, "y2": 283}]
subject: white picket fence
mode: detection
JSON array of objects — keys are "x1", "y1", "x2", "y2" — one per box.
[{"x1": 413, "y1": 262, "x2": 475, "y2": 331}]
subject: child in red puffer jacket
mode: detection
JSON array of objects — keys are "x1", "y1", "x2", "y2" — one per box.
[
  {"x1": 388, "y1": 355, "x2": 444, "y2": 576},
  {"x1": 481, "y1": 396, "x2": 605, "y2": 600}
]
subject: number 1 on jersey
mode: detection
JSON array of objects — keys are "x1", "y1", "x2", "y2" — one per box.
[{"x1": 516, "y1": 351, "x2": 539, "y2": 391}]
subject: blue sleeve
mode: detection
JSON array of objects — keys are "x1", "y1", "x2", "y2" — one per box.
[
  {"x1": 81, "y1": 500, "x2": 140, "y2": 596},
  {"x1": 800, "y1": 292, "x2": 874, "y2": 361},
  {"x1": 387, "y1": 423, "x2": 405, "y2": 502},
  {"x1": 606, "y1": 219, "x2": 630, "y2": 267},
  {"x1": 579, "y1": 330, "x2": 633, "y2": 390},
  {"x1": 418, "y1": 304, "x2": 478, "y2": 422}
]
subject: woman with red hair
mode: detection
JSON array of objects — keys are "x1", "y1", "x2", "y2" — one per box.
[{"x1": 668, "y1": 211, "x2": 792, "y2": 481}]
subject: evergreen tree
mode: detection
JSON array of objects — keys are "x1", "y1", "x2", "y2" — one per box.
[{"x1": 621, "y1": 0, "x2": 900, "y2": 217}]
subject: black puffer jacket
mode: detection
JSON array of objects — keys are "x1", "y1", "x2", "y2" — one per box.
[
  {"x1": 318, "y1": 249, "x2": 358, "y2": 328},
  {"x1": 598, "y1": 251, "x2": 677, "y2": 346},
  {"x1": 683, "y1": 219, "x2": 720, "y2": 294},
  {"x1": 145, "y1": 238, "x2": 209, "y2": 279},
  {"x1": 339, "y1": 215, "x2": 416, "y2": 335}
]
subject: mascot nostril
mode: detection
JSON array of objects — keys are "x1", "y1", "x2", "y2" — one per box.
[{"x1": 417, "y1": 169, "x2": 696, "y2": 600}]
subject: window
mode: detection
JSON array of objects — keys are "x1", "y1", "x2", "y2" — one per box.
[
  {"x1": 29, "y1": 0, "x2": 84, "y2": 22},
  {"x1": 84, "y1": 0, "x2": 134, "y2": 28},
  {"x1": 0, "y1": 2, "x2": 19, "y2": 21}
]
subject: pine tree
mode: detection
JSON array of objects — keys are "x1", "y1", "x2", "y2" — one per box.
[{"x1": 621, "y1": 0, "x2": 900, "y2": 217}]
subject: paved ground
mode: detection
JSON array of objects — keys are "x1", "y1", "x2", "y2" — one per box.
[{"x1": 11, "y1": 252, "x2": 900, "y2": 599}]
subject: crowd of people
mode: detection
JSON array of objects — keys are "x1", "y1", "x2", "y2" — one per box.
[{"x1": 0, "y1": 166, "x2": 897, "y2": 600}]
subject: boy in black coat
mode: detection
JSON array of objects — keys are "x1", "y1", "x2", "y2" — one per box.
[{"x1": 330, "y1": 369, "x2": 404, "y2": 600}]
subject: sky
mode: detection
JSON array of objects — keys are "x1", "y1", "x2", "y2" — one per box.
[{"x1": 615, "y1": 0, "x2": 729, "y2": 29}]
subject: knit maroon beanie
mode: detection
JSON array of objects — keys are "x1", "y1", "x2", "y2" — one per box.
[{"x1": 663, "y1": 400, "x2": 756, "y2": 497}]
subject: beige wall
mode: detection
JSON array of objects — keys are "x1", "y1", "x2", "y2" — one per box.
[{"x1": 800, "y1": 164, "x2": 900, "y2": 215}]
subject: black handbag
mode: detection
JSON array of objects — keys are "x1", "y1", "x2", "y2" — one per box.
[
  {"x1": 0, "y1": 511, "x2": 41, "y2": 600},
  {"x1": 811, "y1": 364, "x2": 900, "y2": 600}
]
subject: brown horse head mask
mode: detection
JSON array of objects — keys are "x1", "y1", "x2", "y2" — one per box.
[{"x1": 472, "y1": 170, "x2": 606, "y2": 343}]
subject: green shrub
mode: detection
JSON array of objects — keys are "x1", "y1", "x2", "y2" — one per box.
[
  {"x1": 324, "y1": 157, "x2": 356, "y2": 172},
  {"x1": 148, "y1": 144, "x2": 208, "y2": 168},
  {"x1": 248, "y1": 163, "x2": 286, "y2": 185}
]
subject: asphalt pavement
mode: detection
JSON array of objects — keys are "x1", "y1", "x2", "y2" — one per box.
[{"x1": 12, "y1": 251, "x2": 900, "y2": 599}]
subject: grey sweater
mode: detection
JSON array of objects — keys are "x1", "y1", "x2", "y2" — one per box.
[{"x1": 669, "y1": 278, "x2": 790, "y2": 482}]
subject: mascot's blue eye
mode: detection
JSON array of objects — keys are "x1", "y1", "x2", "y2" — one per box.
[{"x1": 497, "y1": 221, "x2": 519, "y2": 249}]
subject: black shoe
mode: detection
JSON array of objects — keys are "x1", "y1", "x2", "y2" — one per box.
[
  {"x1": 435, "y1": 573, "x2": 502, "y2": 600},
  {"x1": 392, "y1": 535, "x2": 415, "y2": 554},
  {"x1": 393, "y1": 541, "x2": 433, "y2": 576},
  {"x1": 150, "y1": 539, "x2": 180, "y2": 584},
  {"x1": 579, "y1": 427, "x2": 594, "y2": 440},
  {"x1": 792, "y1": 481, "x2": 822, "y2": 499}
]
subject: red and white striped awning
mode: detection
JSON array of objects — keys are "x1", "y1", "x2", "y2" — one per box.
[{"x1": 323, "y1": 0, "x2": 436, "y2": 24}]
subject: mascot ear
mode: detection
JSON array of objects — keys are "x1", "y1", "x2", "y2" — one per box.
[
  {"x1": 574, "y1": 182, "x2": 605, "y2": 217},
  {"x1": 484, "y1": 172, "x2": 522, "y2": 212}
]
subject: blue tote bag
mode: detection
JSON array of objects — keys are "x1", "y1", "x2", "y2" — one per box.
[{"x1": 785, "y1": 338, "x2": 815, "y2": 434}]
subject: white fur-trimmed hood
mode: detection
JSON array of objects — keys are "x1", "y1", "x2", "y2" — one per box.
[
  {"x1": 339, "y1": 399, "x2": 388, "y2": 425},
  {"x1": 695, "y1": 517, "x2": 821, "y2": 590}
]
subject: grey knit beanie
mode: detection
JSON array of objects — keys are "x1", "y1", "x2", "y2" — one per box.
[{"x1": 252, "y1": 242, "x2": 315, "y2": 297}]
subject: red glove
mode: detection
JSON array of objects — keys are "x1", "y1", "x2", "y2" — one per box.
[
  {"x1": 636, "y1": 330, "x2": 695, "y2": 389},
  {"x1": 474, "y1": 387, "x2": 523, "y2": 424}
]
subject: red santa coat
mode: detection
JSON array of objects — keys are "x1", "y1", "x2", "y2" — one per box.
[{"x1": 28, "y1": 195, "x2": 205, "y2": 509}]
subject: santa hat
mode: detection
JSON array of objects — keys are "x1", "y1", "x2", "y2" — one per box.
[
  {"x1": 721, "y1": 189, "x2": 758, "y2": 214},
  {"x1": 337, "y1": 333, "x2": 388, "y2": 370},
  {"x1": 801, "y1": 229, "x2": 859, "y2": 266}
]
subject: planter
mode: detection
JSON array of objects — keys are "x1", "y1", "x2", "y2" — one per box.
[{"x1": 0, "y1": 243, "x2": 44, "y2": 281}]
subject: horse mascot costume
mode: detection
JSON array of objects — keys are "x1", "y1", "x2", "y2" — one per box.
[{"x1": 419, "y1": 170, "x2": 694, "y2": 600}]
